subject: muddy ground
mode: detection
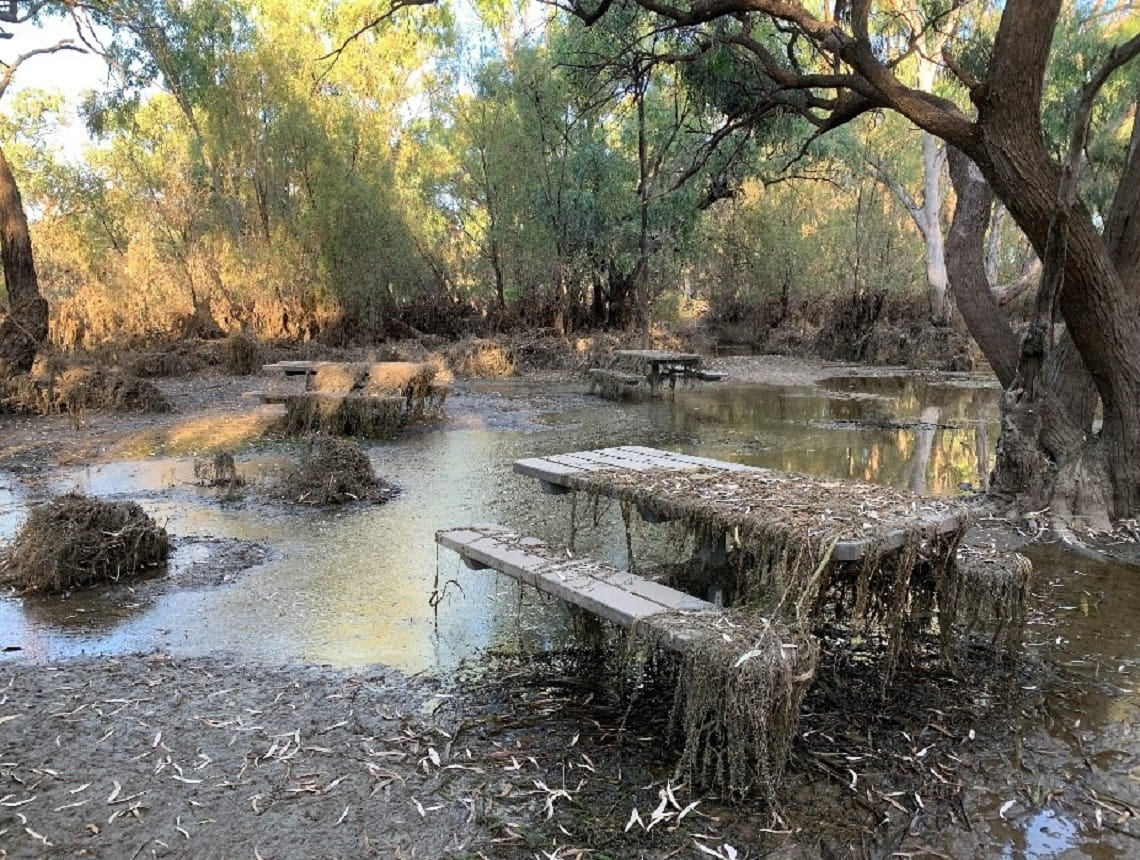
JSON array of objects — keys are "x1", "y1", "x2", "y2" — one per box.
[{"x1": 1, "y1": 355, "x2": 1137, "y2": 859}]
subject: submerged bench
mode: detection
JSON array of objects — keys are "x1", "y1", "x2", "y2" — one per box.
[
  {"x1": 436, "y1": 523, "x2": 820, "y2": 800},
  {"x1": 436, "y1": 524, "x2": 738, "y2": 651}
]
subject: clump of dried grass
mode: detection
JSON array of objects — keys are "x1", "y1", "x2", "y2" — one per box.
[
  {"x1": 225, "y1": 332, "x2": 263, "y2": 376},
  {"x1": 194, "y1": 452, "x2": 244, "y2": 489},
  {"x1": 124, "y1": 344, "x2": 205, "y2": 378},
  {"x1": 307, "y1": 361, "x2": 436, "y2": 396},
  {"x1": 508, "y1": 332, "x2": 574, "y2": 372},
  {"x1": 280, "y1": 361, "x2": 442, "y2": 437},
  {"x1": 277, "y1": 437, "x2": 397, "y2": 505},
  {"x1": 949, "y1": 545, "x2": 1031, "y2": 653},
  {"x1": 1, "y1": 493, "x2": 170, "y2": 593},
  {"x1": 0, "y1": 367, "x2": 172, "y2": 416},
  {"x1": 447, "y1": 337, "x2": 516, "y2": 378},
  {"x1": 56, "y1": 367, "x2": 173, "y2": 413},
  {"x1": 280, "y1": 393, "x2": 404, "y2": 438}
]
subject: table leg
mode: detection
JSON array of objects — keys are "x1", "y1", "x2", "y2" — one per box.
[{"x1": 647, "y1": 361, "x2": 662, "y2": 396}]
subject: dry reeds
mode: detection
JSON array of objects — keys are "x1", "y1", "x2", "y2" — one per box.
[
  {"x1": 1, "y1": 493, "x2": 170, "y2": 593},
  {"x1": 277, "y1": 437, "x2": 397, "y2": 505}
]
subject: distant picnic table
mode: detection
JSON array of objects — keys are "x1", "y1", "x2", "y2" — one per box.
[
  {"x1": 250, "y1": 360, "x2": 447, "y2": 436},
  {"x1": 587, "y1": 349, "x2": 723, "y2": 398}
]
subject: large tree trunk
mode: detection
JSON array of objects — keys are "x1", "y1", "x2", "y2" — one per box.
[
  {"x1": 945, "y1": 149, "x2": 1019, "y2": 389},
  {"x1": 0, "y1": 145, "x2": 48, "y2": 377},
  {"x1": 965, "y1": 0, "x2": 1140, "y2": 520}
]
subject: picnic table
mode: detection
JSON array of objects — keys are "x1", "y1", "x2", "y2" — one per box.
[
  {"x1": 512, "y1": 445, "x2": 969, "y2": 562},
  {"x1": 587, "y1": 349, "x2": 723, "y2": 398}
]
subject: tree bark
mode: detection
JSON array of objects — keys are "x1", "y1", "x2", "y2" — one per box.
[
  {"x1": 0, "y1": 145, "x2": 48, "y2": 377},
  {"x1": 945, "y1": 148, "x2": 1019, "y2": 388},
  {"x1": 920, "y1": 132, "x2": 951, "y2": 326}
]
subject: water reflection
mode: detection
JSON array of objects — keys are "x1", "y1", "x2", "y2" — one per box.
[{"x1": 656, "y1": 375, "x2": 999, "y2": 494}]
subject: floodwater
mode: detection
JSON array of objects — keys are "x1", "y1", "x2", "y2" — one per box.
[
  {"x1": 0, "y1": 372, "x2": 1001, "y2": 672},
  {"x1": 3, "y1": 369, "x2": 1138, "y2": 856}
]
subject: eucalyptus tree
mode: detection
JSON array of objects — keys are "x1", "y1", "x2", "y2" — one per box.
[{"x1": 0, "y1": 1, "x2": 83, "y2": 375}]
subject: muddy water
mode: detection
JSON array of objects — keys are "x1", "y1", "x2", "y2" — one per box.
[
  {"x1": 0, "y1": 374, "x2": 998, "y2": 672},
  {"x1": 3, "y1": 371, "x2": 1138, "y2": 855}
]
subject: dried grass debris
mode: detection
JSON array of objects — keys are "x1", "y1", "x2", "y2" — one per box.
[
  {"x1": 307, "y1": 361, "x2": 436, "y2": 397},
  {"x1": 225, "y1": 332, "x2": 263, "y2": 376},
  {"x1": 446, "y1": 338, "x2": 516, "y2": 378},
  {"x1": 1, "y1": 493, "x2": 171, "y2": 593},
  {"x1": 951, "y1": 545, "x2": 1031, "y2": 653},
  {"x1": 276, "y1": 437, "x2": 397, "y2": 505},
  {"x1": 280, "y1": 393, "x2": 405, "y2": 439},
  {"x1": 56, "y1": 367, "x2": 173, "y2": 414},
  {"x1": 668, "y1": 622, "x2": 819, "y2": 803},
  {"x1": 566, "y1": 465, "x2": 994, "y2": 676},
  {"x1": 280, "y1": 361, "x2": 442, "y2": 437},
  {"x1": 194, "y1": 452, "x2": 244, "y2": 489},
  {"x1": 1, "y1": 367, "x2": 172, "y2": 416}
]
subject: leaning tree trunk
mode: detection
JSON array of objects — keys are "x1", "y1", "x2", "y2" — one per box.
[
  {"x1": 945, "y1": 148, "x2": 1102, "y2": 518},
  {"x1": 963, "y1": 1, "x2": 1140, "y2": 521},
  {"x1": 0, "y1": 145, "x2": 49, "y2": 377}
]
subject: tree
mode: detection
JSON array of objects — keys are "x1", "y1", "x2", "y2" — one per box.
[
  {"x1": 564, "y1": 0, "x2": 1140, "y2": 525},
  {"x1": 0, "y1": 3, "x2": 81, "y2": 376}
]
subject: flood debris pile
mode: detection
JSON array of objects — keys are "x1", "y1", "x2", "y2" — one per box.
[
  {"x1": 276, "y1": 436, "x2": 397, "y2": 505},
  {"x1": 568, "y1": 467, "x2": 980, "y2": 652},
  {"x1": 547, "y1": 466, "x2": 1030, "y2": 800},
  {"x1": 225, "y1": 332, "x2": 263, "y2": 375},
  {"x1": 280, "y1": 361, "x2": 444, "y2": 437},
  {"x1": 668, "y1": 619, "x2": 819, "y2": 803},
  {"x1": 950, "y1": 545, "x2": 1031, "y2": 653},
  {"x1": 447, "y1": 337, "x2": 516, "y2": 377},
  {"x1": 194, "y1": 452, "x2": 245, "y2": 490},
  {"x1": 1, "y1": 366, "x2": 172, "y2": 416},
  {"x1": 586, "y1": 368, "x2": 641, "y2": 400},
  {"x1": 0, "y1": 493, "x2": 170, "y2": 593}
]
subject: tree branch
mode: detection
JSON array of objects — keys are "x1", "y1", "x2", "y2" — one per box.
[
  {"x1": 0, "y1": 38, "x2": 84, "y2": 100},
  {"x1": 315, "y1": 0, "x2": 436, "y2": 80}
]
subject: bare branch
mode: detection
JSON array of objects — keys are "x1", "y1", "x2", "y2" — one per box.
[
  {"x1": 1, "y1": 0, "x2": 55, "y2": 26},
  {"x1": 0, "y1": 38, "x2": 84, "y2": 100}
]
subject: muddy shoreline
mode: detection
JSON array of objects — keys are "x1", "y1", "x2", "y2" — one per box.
[{"x1": 2, "y1": 355, "x2": 1138, "y2": 858}]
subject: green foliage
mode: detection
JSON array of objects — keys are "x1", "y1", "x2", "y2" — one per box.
[{"x1": 6, "y1": 0, "x2": 1130, "y2": 346}]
